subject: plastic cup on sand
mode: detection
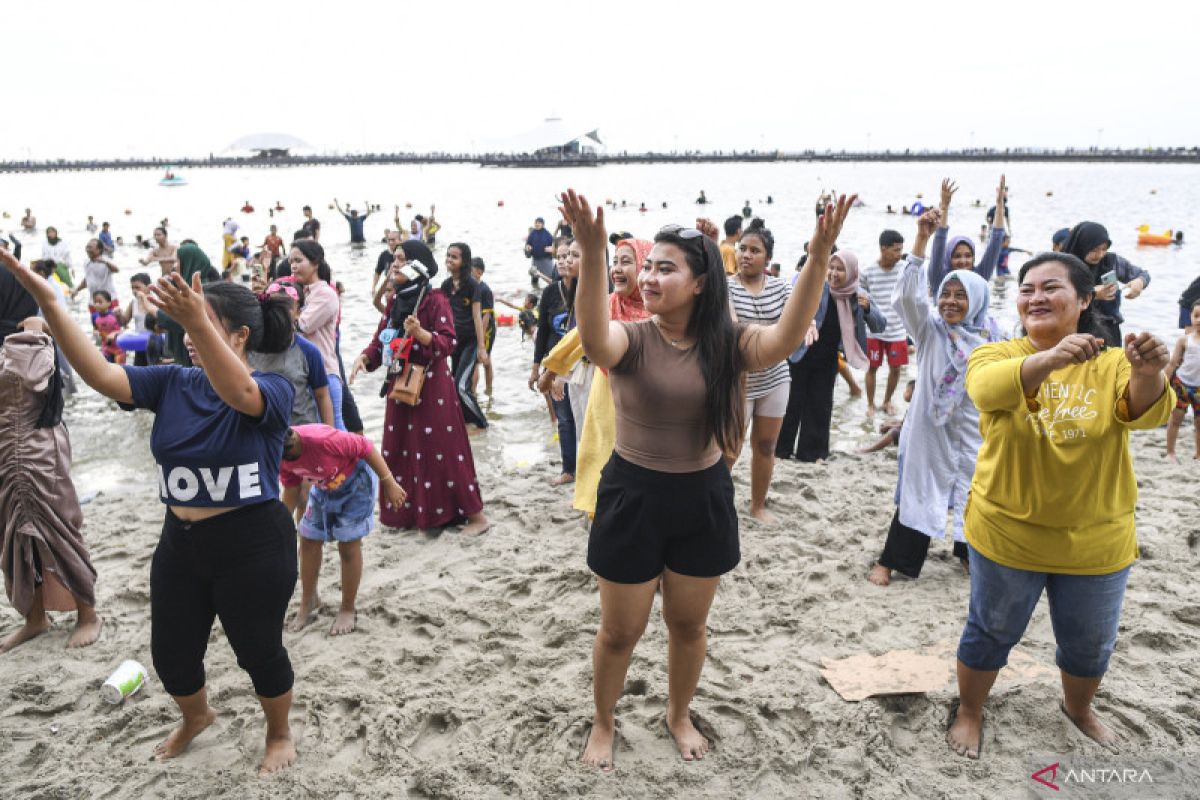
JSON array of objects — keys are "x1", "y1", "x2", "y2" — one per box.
[{"x1": 101, "y1": 660, "x2": 147, "y2": 704}]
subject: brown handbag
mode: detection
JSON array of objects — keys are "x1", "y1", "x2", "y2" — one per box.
[{"x1": 387, "y1": 359, "x2": 426, "y2": 405}]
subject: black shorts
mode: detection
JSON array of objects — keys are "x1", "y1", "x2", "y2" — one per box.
[
  {"x1": 588, "y1": 453, "x2": 739, "y2": 584},
  {"x1": 484, "y1": 319, "x2": 497, "y2": 353}
]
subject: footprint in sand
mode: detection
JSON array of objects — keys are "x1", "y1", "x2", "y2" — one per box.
[
  {"x1": 411, "y1": 712, "x2": 461, "y2": 758},
  {"x1": 1172, "y1": 606, "x2": 1200, "y2": 627}
]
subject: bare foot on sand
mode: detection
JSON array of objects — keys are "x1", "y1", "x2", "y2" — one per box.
[
  {"x1": 866, "y1": 404, "x2": 877, "y2": 417},
  {"x1": 550, "y1": 473, "x2": 575, "y2": 486},
  {"x1": 67, "y1": 613, "x2": 103, "y2": 649},
  {"x1": 288, "y1": 595, "x2": 321, "y2": 633},
  {"x1": 1060, "y1": 701, "x2": 1120, "y2": 752},
  {"x1": 0, "y1": 617, "x2": 51, "y2": 654},
  {"x1": 329, "y1": 609, "x2": 356, "y2": 636},
  {"x1": 666, "y1": 714, "x2": 710, "y2": 762},
  {"x1": 882, "y1": 401, "x2": 897, "y2": 416},
  {"x1": 867, "y1": 563, "x2": 891, "y2": 586},
  {"x1": 946, "y1": 704, "x2": 983, "y2": 759},
  {"x1": 259, "y1": 733, "x2": 298, "y2": 776},
  {"x1": 460, "y1": 513, "x2": 491, "y2": 536},
  {"x1": 580, "y1": 719, "x2": 615, "y2": 771},
  {"x1": 154, "y1": 707, "x2": 217, "y2": 761},
  {"x1": 1165, "y1": 453, "x2": 1178, "y2": 464},
  {"x1": 749, "y1": 505, "x2": 776, "y2": 524}
]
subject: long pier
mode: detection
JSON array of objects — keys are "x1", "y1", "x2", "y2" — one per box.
[{"x1": 1, "y1": 148, "x2": 1197, "y2": 174}]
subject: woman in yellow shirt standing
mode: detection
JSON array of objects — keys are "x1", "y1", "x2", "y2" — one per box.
[{"x1": 947, "y1": 252, "x2": 1173, "y2": 760}]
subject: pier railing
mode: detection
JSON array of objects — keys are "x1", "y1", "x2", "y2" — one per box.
[{"x1": 1, "y1": 147, "x2": 1197, "y2": 173}]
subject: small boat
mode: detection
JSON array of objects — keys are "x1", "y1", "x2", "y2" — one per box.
[{"x1": 159, "y1": 168, "x2": 187, "y2": 187}]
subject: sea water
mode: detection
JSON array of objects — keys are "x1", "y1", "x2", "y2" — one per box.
[{"x1": 3, "y1": 161, "x2": 1196, "y2": 492}]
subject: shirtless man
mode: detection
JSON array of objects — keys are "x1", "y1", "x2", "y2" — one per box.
[{"x1": 139, "y1": 227, "x2": 178, "y2": 275}]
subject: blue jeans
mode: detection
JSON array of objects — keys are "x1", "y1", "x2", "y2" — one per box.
[
  {"x1": 327, "y1": 374, "x2": 346, "y2": 431},
  {"x1": 299, "y1": 460, "x2": 378, "y2": 543},
  {"x1": 553, "y1": 386, "x2": 576, "y2": 475},
  {"x1": 957, "y1": 545, "x2": 1130, "y2": 678}
]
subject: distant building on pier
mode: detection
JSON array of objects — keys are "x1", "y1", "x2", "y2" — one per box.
[{"x1": 225, "y1": 133, "x2": 316, "y2": 159}]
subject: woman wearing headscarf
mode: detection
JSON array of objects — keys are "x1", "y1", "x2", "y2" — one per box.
[
  {"x1": 0, "y1": 317, "x2": 101, "y2": 653},
  {"x1": 542, "y1": 237, "x2": 651, "y2": 516},
  {"x1": 869, "y1": 210, "x2": 1003, "y2": 586},
  {"x1": 776, "y1": 249, "x2": 886, "y2": 462},
  {"x1": 351, "y1": 240, "x2": 489, "y2": 536},
  {"x1": 926, "y1": 177, "x2": 1007, "y2": 290},
  {"x1": 157, "y1": 243, "x2": 220, "y2": 366},
  {"x1": 1061, "y1": 221, "x2": 1150, "y2": 347},
  {"x1": 0, "y1": 256, "x2": 39, "y2": 342}
]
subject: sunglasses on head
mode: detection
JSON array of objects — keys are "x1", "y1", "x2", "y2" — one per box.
[
  {"x1": 657, "y1": 224, "x2": 704, "y2": 240},
  {"x1": 657, "y1": 225, "x2": 712, "y2": 273}
]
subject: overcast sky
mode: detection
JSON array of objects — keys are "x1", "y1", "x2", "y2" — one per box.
[{"x1": 7, "y1": 0, "x2": 1195, "y2": 160}]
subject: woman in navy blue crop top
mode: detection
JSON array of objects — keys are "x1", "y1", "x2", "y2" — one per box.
[{"x1": 0, "y1": 250, "x2": 302, "y2": 777}]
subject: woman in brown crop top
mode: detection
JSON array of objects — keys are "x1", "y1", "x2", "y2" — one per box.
[{"x1": 559, "y1": 189, "x2": 855, "y2": 770}]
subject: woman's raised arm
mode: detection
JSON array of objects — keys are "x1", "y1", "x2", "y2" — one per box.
[
  {"x1": 0, "y1": 248, "x2": 132, "y2": 403},
  {"x1": 742, "y1": 195, "x2": 856, "y2": 370},
  {"x1": 558, "y1": 189, "x2": 629, "y2": 370},
  {"x1": 148, "y1": 272, "x2": 265, "y2": 417}
]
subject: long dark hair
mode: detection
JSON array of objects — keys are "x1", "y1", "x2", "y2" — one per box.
[
  {"x1": 204, "y1": 282, "x2": 293, "y2": 353},
  {"x1": 291, "y1": 239, "x2": 332, "y2": 283},
  {"x1": 653, "y1": 229, "x2": 745, "y2": 453},
  {"x1": 447, "y1": 242, "x2": 472, "y2": 277},
  {"x1": 1017, "y1": 252, "x2": 1101, "y2": 336}
]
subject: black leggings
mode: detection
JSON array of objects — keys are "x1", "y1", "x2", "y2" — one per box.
[
  {"x1": 451, "y1": 339, "x2": 488, "y2": 428},
  {"x1": 776, "y1": 356, "x2": 837, "y2": 461},
  {"x1": 878, "y1": 508, "x2": 968, "y2": 579},
  {"x1": 336, "y1": 345, "x2": 364, "y2": 434},
  {"x1": 150, "y1": 501, "x2": 297, "y2": 698}
]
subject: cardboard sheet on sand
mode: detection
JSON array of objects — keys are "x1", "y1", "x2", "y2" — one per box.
[{"x1": 820, "y1": 639, "x2": 1055, "y2": 702}]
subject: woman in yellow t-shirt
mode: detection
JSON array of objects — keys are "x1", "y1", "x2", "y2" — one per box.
[{"x1": 947, "y1": 253, "x2": 1173, "y2": 760}]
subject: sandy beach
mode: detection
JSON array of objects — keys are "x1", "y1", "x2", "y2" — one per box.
[{"x1": 2, "y1": 421, "x2": 1197, "y2": 799}]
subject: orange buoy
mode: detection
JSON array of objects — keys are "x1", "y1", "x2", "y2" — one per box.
[
  {"x1": 1136, "y1": 224, "x2": 1173, "y2": 246},
  {"x1": 1137, "y1": 233, "x2": 1173, "y2": 246}
]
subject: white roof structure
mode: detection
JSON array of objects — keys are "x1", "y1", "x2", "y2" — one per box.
[
  {"x1": 224, "y1": 133, "x2": 315, "y2": 156},
  {"x1": 484, "y1": 118, "x2": 604, "y2": 155}
]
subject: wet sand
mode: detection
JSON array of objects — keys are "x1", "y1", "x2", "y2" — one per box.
[{"x1": 2, "y1": 424, "x2": 1198, "y2": 798}]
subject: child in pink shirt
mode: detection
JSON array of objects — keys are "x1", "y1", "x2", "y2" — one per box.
[
  {"x1": 281, "y1": 424, "x2": 406, "y2": 636},
  {"x1": 89, "y1": 291, "x2": 124, "y2": 364}
]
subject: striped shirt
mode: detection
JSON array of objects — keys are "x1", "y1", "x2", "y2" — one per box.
[
  {"x1": 860, "y1": 261, "x2": 906, "y2": 342},
  {"x1": 728, "y1": 274, "x2": 791, "y2": 399}
]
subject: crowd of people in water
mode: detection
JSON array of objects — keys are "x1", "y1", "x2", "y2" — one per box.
[{"x1": 0, "y1": 176, "x2": 1197, "y2": 776}]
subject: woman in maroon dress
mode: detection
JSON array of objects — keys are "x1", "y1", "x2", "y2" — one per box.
[{"x1": 350, "y1": 241, "x2": 489, "y2": 535}]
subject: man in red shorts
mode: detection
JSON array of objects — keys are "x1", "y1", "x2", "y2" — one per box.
[{"x1": 860, "y1": 229, "x2": 909, "y2": 415}]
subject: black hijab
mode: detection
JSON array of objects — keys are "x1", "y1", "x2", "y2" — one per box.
[
  {"x1": 388, "y1": 240, "x2": 439, "y2": 327},
  {"x1": 1063, "y1": 222, "x2": 1113, "y2": 278},
  {"x1": 0, "y1": 267, "x2": 40, "y2": 343}
]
